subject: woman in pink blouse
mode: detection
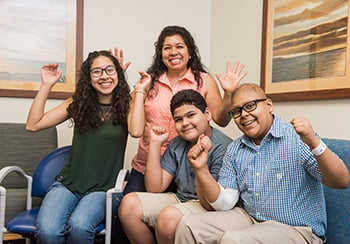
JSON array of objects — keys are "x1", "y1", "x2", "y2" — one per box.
[{"x1": 125, "y1": 25, "x2": 247, "y2": 193}]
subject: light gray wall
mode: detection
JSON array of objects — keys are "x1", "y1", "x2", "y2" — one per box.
[
  {"x1": 0, "y1": 0, "x2": 212, "y2": 169},
  {"x1": 84, "y1": 0, "x2": 212, "y2": 167},
  {"x1": 1, "y1": 0, "x2": 349, "y2": 169},
  {"x1": 210, "y1": 0, "x2": 350, "y2": 140}
]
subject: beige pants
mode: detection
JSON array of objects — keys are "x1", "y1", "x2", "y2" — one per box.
[
  {"x1": 136, "y1": 192, "x2": 207, "y2": 229},
  {"x1": 175, "y1": 207, "x2": 324, "y2": 244}
]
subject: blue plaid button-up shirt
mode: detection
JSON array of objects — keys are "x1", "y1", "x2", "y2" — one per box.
[{"x1": 219, "y1": 115, "x2": 326, "y2": 237}]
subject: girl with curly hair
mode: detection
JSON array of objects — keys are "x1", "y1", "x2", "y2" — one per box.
[{"x1": 26, "y1": 50, "x2": 130, "y2": 244}]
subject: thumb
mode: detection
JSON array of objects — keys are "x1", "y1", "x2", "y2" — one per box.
[
  {"x1": 56, "y1": 70, "x2": 62, "y2": 80},
  {"x1": 197, "y1": 134, "x2": 205, "y2": 145},
  {"x1": 215, "y1": 73, "x2": 223, "y2": 85}
]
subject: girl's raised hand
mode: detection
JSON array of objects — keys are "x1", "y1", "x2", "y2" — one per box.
[
  {"x1": 134, "y1": 70, "x2": 151, "y2": 92},
  {"x1": 150, "y1": 126, "x2": 169, "y2": 144},
  {"x1": 41, "y1": 64, "x2": 62, "y2": 86}
]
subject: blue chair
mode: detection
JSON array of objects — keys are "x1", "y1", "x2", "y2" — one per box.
[
  {"x1": 322, "y1": 138, "x2": 350, "y2": 244},
  {"x1": 0, "y1": 145, "x2": 125, "y2": 243}
]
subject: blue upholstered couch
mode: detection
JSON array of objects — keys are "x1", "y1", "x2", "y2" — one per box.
[
  {"x1": 0, "y1": 123, "x2": 348, "y2": 243},
  {"x1": 322, "y1": 138, "x2": 350, "y2": 244}
]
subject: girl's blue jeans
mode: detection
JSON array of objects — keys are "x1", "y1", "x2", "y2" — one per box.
[{"x1": 35, "y1": 181, "x2": 119, "y2": 244}]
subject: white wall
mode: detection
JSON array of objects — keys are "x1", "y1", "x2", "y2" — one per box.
[
  {"x1": 83, "y1": 0, "x2": 212, "y2": 167},
  {"x1": 210, "y1": 0, "x2": 350, "y2": 140},
  {"x1": 84, "y1": 0, "x2": 212, "y2": 167},
  {"x1": 0, "y1": 0, "x2": 212, "y2": 169},
  {"x1": 1, "y1": 0, "x2": 349, "y2": 170}
]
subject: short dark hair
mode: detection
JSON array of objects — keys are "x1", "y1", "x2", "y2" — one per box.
[{"x1": 170, "y1": 89, "x2": 207, "y2": 117}]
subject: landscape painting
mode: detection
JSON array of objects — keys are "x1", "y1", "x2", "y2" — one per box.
[
  {"x1": 0, "y1": 0, "x2": 83, "y2": 98},
  {"x1": 261, "y1": 0, "x2": 350, "y2": 101}
]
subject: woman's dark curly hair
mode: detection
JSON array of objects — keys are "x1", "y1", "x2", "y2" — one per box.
[
  {"x1": 146, "y1": 25, "x2": 207, "y2": 94},
  {"x1": 67, "y1": 50, "x2": 130, "y2": 133}
]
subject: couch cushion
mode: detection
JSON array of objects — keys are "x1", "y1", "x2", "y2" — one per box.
[
  {"x1": 0, "y1": 123, "x2": 57, "y2": 188},
  {"x1": 322, "y1": 138, "x2": 350, "y2": 244},
  {"x1": 0, "y1": 123, "x2": 57, "y2": 222}
]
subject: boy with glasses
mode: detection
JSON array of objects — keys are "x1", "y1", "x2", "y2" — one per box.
[{"x1": 175, "y1": 83, "x2": 349, "y2": 244}]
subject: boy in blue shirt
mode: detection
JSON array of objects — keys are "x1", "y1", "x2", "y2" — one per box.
[
  {"x1": 118, "y1": 89, "x2": 232, "y2": 243},
  {"x1": 176, "y1": 83, "x2": 349, "y2": 244}
]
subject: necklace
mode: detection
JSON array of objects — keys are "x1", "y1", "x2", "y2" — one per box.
[{"x1": 99, "y1": 104, "x2": 112, "y2": 122}]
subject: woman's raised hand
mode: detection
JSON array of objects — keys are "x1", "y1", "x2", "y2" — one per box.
[
  {"x1": 215, "y1": 60, "x2": 248, "y2": 94},
  {"x1": 110, "y1": 47, "x2": 131, "y2": 72}
]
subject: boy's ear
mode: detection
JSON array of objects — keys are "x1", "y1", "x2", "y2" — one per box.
[
  {"x1": 205, "y1": 107, "x2": 212, "y2": 121},
  {"x1": 266, "y1": 98, "x2": 273, "y2": 113}
]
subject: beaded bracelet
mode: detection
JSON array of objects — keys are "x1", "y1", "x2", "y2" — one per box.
[{"x1": 135, "y1": 90, "x2": 146, "y2": 95}]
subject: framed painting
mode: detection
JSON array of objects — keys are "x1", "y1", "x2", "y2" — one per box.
[
  {"x1": 0, "y1": 0, "x2": 83, "y2": 99},
  {"x1": 261, "y1": 0, "x2": 350, "y2": 101}
]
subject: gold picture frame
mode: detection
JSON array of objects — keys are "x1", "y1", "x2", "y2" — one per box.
[
  {"x1": 261, "y1": 0, "x2": 350, "y2": 101},
  {"x1": 0, "y1": 0, "x2": 83, "y2": 99}
]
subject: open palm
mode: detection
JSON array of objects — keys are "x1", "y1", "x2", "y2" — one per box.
[
  {"x1": 215, "y1": 60, "x2": 247, "y2": 93},
  {"x1": 41, "y1": 64, "x2": 62, "y2": 86}
]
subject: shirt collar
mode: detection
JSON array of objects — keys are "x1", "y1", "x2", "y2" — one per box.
[
  {"x1": 268, "y1": 115, "x2": 285, "y2": 138},
  {"x1": 158, "y1": 68, "x2": 197, "y2": 85},
  {"x1": 240, "y1": 114, "x2": 285, "y2": 147}
]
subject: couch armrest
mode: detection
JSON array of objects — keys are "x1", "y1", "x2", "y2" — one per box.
[
  {"x1": 105, "y1": 168, "x2": 129, "y2": 244},
  {"x1": 0, "y1": 166, "x2": 32, "y2": 210},
  {"x1": 0, "y1": 186, "x2": 7, "y2": 241},
  {"x1": 0, "y1": 166, "x2": 33, "y2": 241},
  {"x1": 114, "y1": 169, "x2": 129, "y2": 192}
]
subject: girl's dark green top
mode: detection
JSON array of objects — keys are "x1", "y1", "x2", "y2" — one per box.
[{"x1": 58, "y1": 121, "x2": 128, "y2": 193}]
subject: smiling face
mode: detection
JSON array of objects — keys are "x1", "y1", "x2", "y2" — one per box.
[
  {"x1": 90, "y1": 55, "x2": 119, "y2": 104},
  {"x1": 173, "y1": 104, "x2": 212, "y2": 144},
  {"x1": 162, "y1": 34, "x2": 190, "y2": 76},
  {"x1": 231, "y1": 86, "x2": 274, "y2": 145}
]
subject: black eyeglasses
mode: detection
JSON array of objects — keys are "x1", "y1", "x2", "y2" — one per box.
[
  {"x1": 228, "y1": 98, "x2": 267, "y2": 119},
  {"x1": 90, "y1": 65, "x2": 116, "y2": 78}
]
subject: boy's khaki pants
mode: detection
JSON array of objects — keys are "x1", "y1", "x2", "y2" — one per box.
[{"x1": 175, "y1": 207, "x2": 324, "y2": 244}]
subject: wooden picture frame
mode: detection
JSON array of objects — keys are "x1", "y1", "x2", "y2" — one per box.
[
  {"x1": 261, "y1": 0, "x2": 350, "y2": 101},
  {"x1": 0, "y1": 0, "x2": 83, "y2": 99}
]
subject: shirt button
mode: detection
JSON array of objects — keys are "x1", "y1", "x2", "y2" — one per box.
[{"x1": 256, "y1": 173, "x2": 260, "y2": 176}]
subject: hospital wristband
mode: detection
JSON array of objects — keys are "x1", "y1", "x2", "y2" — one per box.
[{"x1": 311, "y1": 139, "x2": 327, "y2": 156}]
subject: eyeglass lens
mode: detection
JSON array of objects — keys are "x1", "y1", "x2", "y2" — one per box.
[
  {"x1": 229, "y1": 99, "x2": 266, "y2": 119},
  {"x1": 90, "y1": 65, "x2": 116, "y2": 77}
]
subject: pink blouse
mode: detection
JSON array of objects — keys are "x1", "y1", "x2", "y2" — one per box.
[{"x1": 131, "y1": 68, "x2": 207, "y2": 174}]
